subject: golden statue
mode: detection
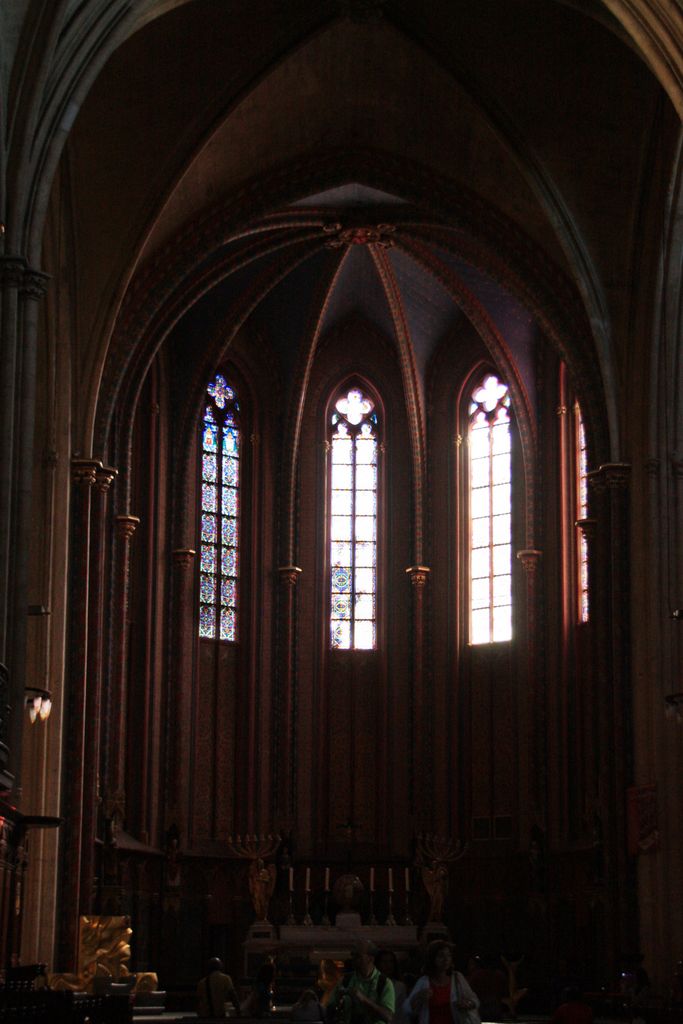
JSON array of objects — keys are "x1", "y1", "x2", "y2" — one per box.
[
  {"x1": 249, "y1": 857, "x2": 277, "y2": 921},
  {"x1": 49, "y1": 916, "x2": 158, "y2": 994}
]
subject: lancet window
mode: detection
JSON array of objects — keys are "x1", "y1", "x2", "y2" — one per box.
[
  {"x1": 198, "y1": 373, "x2": 240, "y2": 640},
  {"x1": 574, "y1": 401, "x2": 589, "y2": 622},
  {"x1": 328, "y1": 384, "x2": 379, "y2": 650},
  {"x1": 467, "y1": 373, "x2": 512, "y2": 644}
]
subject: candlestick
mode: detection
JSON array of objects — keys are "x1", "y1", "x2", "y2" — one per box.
[
  {"x1": 303, "y1": 890, "x2": 313, "y2": 926},
  {"x1": 386, "y1": 890, "x2": 396, "y2": 926},
  {"x1": 305, "y1": 867, "x2": 311, "y2": 892},
  {"x1": 289, "y1": 867, "x2": 294, "y2": 892},
  {"x1": 388, "y1": 867, "x2": 393, "y2": 892},
  {"x1": 369, "y1": 866, "x2": 375, "y2": 891},
  {"x1": 322, "y1": 891, "x2": 331, "y2": 926},
  {"x1": 287, "y1": 890, "x2": 296, "y2": 925},
  {"x1": 368, "y1": 889, "x2": 378, "y2": 925},
  {"x1": 324, "y1": 866, "x2": 330, "y2": 891},
  {"x1": 405, "y1": 867, "x2": 410, "y2": 893}
]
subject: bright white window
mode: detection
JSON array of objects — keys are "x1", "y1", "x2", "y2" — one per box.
[
  {"x1": 329, "y1": 386, "x2": 378, "y2": 650},
  {"x1": 468, "y1": 374, "x2": 512, "y2": 644},
  {"x1": 574, "y1": 402, "x2": 589, "y2": 623}
]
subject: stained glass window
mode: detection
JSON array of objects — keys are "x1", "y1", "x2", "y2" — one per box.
[
  {"x1": 575, "y1": 402, "x2": 589, "y2": 622},
  {"x1": 468, "y1": 373, "x2": 512, "y2": 644},
  {"x1": 199, "y1": 374, "x2": 240, "y2": 640},
  {"x1": 329, "y1": 386, "x2": 378, "y2": 650}
]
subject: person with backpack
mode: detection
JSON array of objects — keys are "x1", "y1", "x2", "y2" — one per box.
[
  {"x1": 197, "y1": 957, "x2": 241, "y2": 1019},
  {"x1": 329, "y1": 941, "x2": 395, "y2": 1024}
]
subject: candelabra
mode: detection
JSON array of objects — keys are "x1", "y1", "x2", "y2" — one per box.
[
  {"x1": 303, "y1": 891, "x2": 313, "y2": 925},
  {"x1": 287, "y1": 890, "x2": 296, "y2": 924},
  {"x1": 386, "y1": 891, "x2": 396, "y2": 925}
]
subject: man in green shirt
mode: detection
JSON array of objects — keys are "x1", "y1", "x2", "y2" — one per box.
[{"x1": 329, "y1": 941, "x2": 395, "y2": 1024}]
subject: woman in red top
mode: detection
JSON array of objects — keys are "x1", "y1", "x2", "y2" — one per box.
[{"x1": 405, "y1": 941, "x2": 480, "y2": 1024}]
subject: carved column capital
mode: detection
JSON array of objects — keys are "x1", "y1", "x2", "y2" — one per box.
[
  {"x1": 71, "y1": 458, "x2": 102, "y2": 486},
  {"x1": 278, "y1": 565, "x2": 303, "y2": 585},
  {"x1": 115, "y1": 514, "x2": 140, "y2": 539},
  {"x1": 575, "y1": 517, "x2": 597, "y2": 540},
  {"x1": 172, "y1": 548, "x2": 196, "y2": 567},
  {"x1": 516, "y1": 549, "x2": 543, "y2": 573},
  {"x1": 0, "y1": 257, "x2": 26, "y2": 288},
  {"x1": 95, "y1": 466, "x2": 117, "y2": 493},
  {"x1": 21, "y1": 269, "x2": 50, "y2": 300},
  {"x1": 406, "y1": 565, "x2": 430, "y2": 587}
]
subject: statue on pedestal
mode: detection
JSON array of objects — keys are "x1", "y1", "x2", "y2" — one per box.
[
  {"x1": 249, "y1": 858, "x2": 277, "y2": 922},
  {"x1": 416, "y1": 834, "x2": 467, "y2": 923}
]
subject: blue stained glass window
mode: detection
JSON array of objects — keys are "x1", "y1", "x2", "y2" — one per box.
[
  {"x1": 199, "y1": 373, "x2": 240, "y2": 640},
  {"x1": 220, "y1": 607, "x2": 235, "y2": 641},
  {"x1": 222, "y1": 547, "x2": 238, "y2": 576},
  {"x1": 199, "y1": 606, "x2": 215, "y2": 638},
  {"x1": 201, "y1": 546, "x2": 216, "y2": 574},
  {"x1": 223, "y1": 458, "x2": 239, "y2": 486},
  {"x1": 201, "y1": 514, "x2": 217, "y2": 544},
  {"x1": 329, "y1": 385, "x2": 379, "y2": 650},
  {"x1": 202, "y1": 483, "x2": 217, "y2": 512},
  {"x1": 222, "y1": 489, "x2": 238, "y2": 516},
  {"x1": 203, "y1": 453, "x2": 217, "y2": 482},
  {"x1": 222, "y1": 517, "x2": 237, "y2": 546},
  {"x1": 200, "y1": 574, "x2": 216, "y2": 604}
]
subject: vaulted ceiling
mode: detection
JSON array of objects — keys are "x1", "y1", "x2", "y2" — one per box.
[{"x1": 39, "y1": 0, "x2": 677, "y2": 455}]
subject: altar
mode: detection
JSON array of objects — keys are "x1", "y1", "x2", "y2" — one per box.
[{"x1": 243, "y1": 913, "x2": 427, "y2": 975}]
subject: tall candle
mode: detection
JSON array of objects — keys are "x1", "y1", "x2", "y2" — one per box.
[
  {"x1": 289, "y1": 867, "x2": 294, "y2": 891},
  {"x1": 369, "y1": 867, "x2": 375, "y2": 891},
  {"x1": 305, "y1": 867, "x2": 311, "y2": 892},
  {"x1": 324, "y1": 867, "x2": 330, "y2": 891},
  {"x1": 405, "y1": 867, "x2": 410, "y2": 893},
  {"x1": 388, "y1": 867, "x2": 393, "y2": 892}
]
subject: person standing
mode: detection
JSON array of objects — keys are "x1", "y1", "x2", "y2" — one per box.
[
  {"x1": 197, "y1": 957, "x2": 241, "y2": 1019},
  {"x1": 404, "y1": 941, "x2": 480, "y2": 1024},
  {"x1": 329, "y1": 941, "x2": 395, "y2": 1024}
]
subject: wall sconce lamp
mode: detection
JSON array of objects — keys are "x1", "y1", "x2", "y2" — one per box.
[
  {"x1": 25, "y1": 687, "x2": 52, "y2": 724},
  {"x1": 664, "y1": 692, "x2": 683, "y2": 723}
]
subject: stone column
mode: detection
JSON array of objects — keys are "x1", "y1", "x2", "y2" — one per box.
[
  {"x1": 276, "y1": 565, "x2": 301, "y2": 825},
  {"x1": 0, "y1": 259, "x2": 25, "y2": 665},
  {"x1": 588, "y1": 462, "x2": 632, "y2": 975},
  {"x1": 516, "y1": 549, "x2": 543, "y2": 828},
  {"x1": 79, "y1": 466, "x2": 117, "y2": 912},
  {"x1": 58, "y1": 458, "x2": 100, "y2": 969},
  {"x1": 0, "y1": 260, "x2": 48, "y2": 792},
  {"x1": 167, "y1": 548, "x2": 196, "y2": 838},
  {"x1": 102, "y1": 516, "x2": 140, "y2": 827},
  {"x1": 104, "y1": 514, "x2": 140, "y2": 833},
  {"x1": 406, "y1": 565, "x2": 430, "y2": 825}
]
